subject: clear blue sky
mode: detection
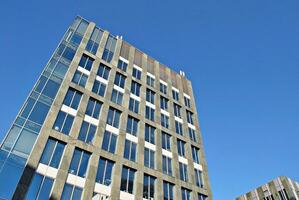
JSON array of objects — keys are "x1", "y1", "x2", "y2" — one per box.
[{"x1": 0, "y1": 1, "x2": 298, "y2": 199}]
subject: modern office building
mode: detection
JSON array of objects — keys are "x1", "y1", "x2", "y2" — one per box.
[
  {"x1": 236, "y1": 176, "x2": 299, "y2": 200},
  {"x1": 0, "y1": 16, "x2": 212, "y2": 200}
]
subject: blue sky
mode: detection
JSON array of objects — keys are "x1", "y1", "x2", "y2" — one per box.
[{"x1": 0, "y1": 0, "x2": 299, "y2": 199}]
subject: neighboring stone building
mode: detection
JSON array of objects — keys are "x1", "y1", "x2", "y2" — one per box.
[
  {"x1": 236, "y1": 176, "x2": 299, "y2": 200},
  {"x1": 0, "y1": 16, "x2": 212, "y2": 200}
]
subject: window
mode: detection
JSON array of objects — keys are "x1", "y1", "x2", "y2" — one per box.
[
  {"x1": 144, "y1": 148, "x2": 155, "y2": 169},
  {"x1": 161, "y1": 114, "x2": 169, "y2": 129},
  {"x1": 184, "y1": 96, "x2": 191, "y2": 108},
  {"x1": 189, "y1": 128, "x2": 197, "y2": 142},
  {"x1": 96, "y1": 157, "x2": 114, "y2": 186},
  {"x1": 111, "y1": 89, "x2": 123, "y2": 105},
  {"x1": 172, "y1": 89, "x2": 179, "y2": 101},
  {"x1": 124, "y1": 139, "x2": 137, "y2": 162},
  {"x1": 145, "y1": 124, "x2": 155, "y2": 144},
  {"x1": 195, "y1": 169, "x2": 204, "y2": 188},
  {"x1": 143, "y1": 174, "x2": 156, "y2": 199},
  {"x1": 102, "y1": 35, "x2": 117, "y2": 63},
  {"x1": 53, "y1": 111, "x2": 74, "y2": 135},
  {"x1": 114, "y1": 72, "x2": 126, "y2": 88},
  {"x1": 146, "y1": 89, "x2": 155, "y2": 104},
  {"x1": 160, "y1": 96, "x2": 168, "y2": 110},
  {"x1": 129, "y1": 98, "x2": 139, "y2": 114},
  {"x1": 120, "y1": 166, "x2": 136, "y2": 194},
  {"x1": 92, "y1": 79, "x2": 106, "y2": 97},
  {"x1": 86, "y1": 98, "x2": 102, "y2": 119},
  {"x1": 145, "y1": 106, "x2": 155, "y2": 121},
  {"x1": 163, "y1": 181, "x2": 174, "y2": 200},
  {"x1": 179, "y1": 163, "x2": 188, "y2": 182},
  {"x1": 187, "y1": 111, "x2": 194, "y2": 125},
  {"x1": 181, "y1": 188, "x2": 191, "y2": 200},
  {"x1": 175, "y1": 121, "x2": 183, "y2": 135},
  {"x1": 63, "y1": 88, "x2": 82, "y2": 110},
  {"x1": 106, "y1": 107, "x2": 121, "y2": 128},
  {"x1": 162, "y1": 132, "x2": 171, "y2": 151},
  {"x1": 126, "y1": 116, "x2": 139, "y2": 136},
  {"x1": 79, "y1": 54, "x2": 94, "y2": 71},
  {"x1": 147, "y1": 75, "x2": 155, "y2": 87},
  {"x1": 117, "y1": 59, "x2": 128, "y2": 72},
  {"x1": 192, "y1": 146, "x2": 200, "y2": 164},
  {"x1": 162, "y1": 155, "x2": 172, "y2": 176},
  {"x1": 160, "y1": 82, "x2": 167, "y2": 95},
  {"x1": 69, "y1": 148, "x2": 90, "y2": 178},
  {"x1": 97, "y1": 63, "x2": 110, "y2": 80},
  {"x1": 26, "y1": 173, "x2": 54, "y2": 200},
  {"x1": 101, "y1": 131, "x2": 117, "y2": 153},
  {"x1": 173, "y1": 103, "x2": 181, "y2": 118},
  {"x1": 86, "y1": 27, "x2": 103, "y2": 54},
  {"x1": 198, "y1": 194, "x2": 208, "y2": 200},
  {"x1": 131, "y1": 81, "x2": 141, "y2": 96},
  {"x1": 177, "y1": 139, "x2": 186, "y2": 157},
  {"x1": 57, "y1": 44, "x2": 76, "y2": 62},
  {"x1": 61, "y1": 183, "x2": 82, "y2": 200},
  {"x1": 78, "y1": 121, "x2": 97, "y2": 143},
  {"x1": 132, "y1": 67, "x2": 141, "y2": 80},
  {"x1": 40, "y1": 138, "x2": 65, "y2": 168},
  {"x1": 72, "y1": 70, "x2": 88, "y2": 87}
]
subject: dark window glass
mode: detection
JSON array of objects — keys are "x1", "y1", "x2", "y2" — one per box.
[
  {"x1": 184, "y1": 96, "x2": 191, "y2": 108},
  {"x1": 86, "y1": 98, "x2": 102, "y2": 119},
  {"x1": 187, "y1": 111, "x2": 194, "y2": 125},
  {"x1": 161, "y1": 132, "x2": 171, "y2": 151},
  {"x1": 145, "y1": 124, "x2": 155, "y2": 144},
  {"x1": 28, "y1": 101, "x2": 50, "y2": 125},
  {"x1": 147, "y1": 75, "x2": 155, "y2": 87},
  {"x1": 42, "y1": 79, "x2": 60, "y2": 99},
  {"x1": 120, "y1": 166, "x2": 136, "y2": 194},
  {"x1": 61, "y1": 183, "x2": 83, "y2": 200},
  {"x1": 177, "y1": 139, "x2": 186, "y2": 157},
  {"x1": 130, "y1": 81, "x2": 141, "y2": 96},
  {"x1": 79, "y1": 54, "x2": 94, "y2": 71},
  {"x1": 173, "y1": 103, "x2": 181, "y2": 118},
  {"x1": 161, "y1": 114, "x2": 169, "y2": 129},
  {"x1": 53, "y1": 111, "x2": 74, "y2": 135},
  {"x1": 172, "y1": 90, "x2": 179, "y2": 101},
  {"x1": 102, "y1": 35, "x2": 117, "y2": 63},
  {"x1": 181, "y1": 188, "x2": 191, "y2": 200},
  {"x1": 179, "y1": 163, "x2": 188, "y2": 182},
  {"x1": 86, "y1": 27, "x2": 103, "y2": 54},
  {"x1": 126, "y1": 116, "x2": 139, "y2": 136},
  {"x1": 97, "y1": 63, "x2": 110, "y2": 80},
  {"x1": 101, "y1": 131, "x2": 117, "y2": 153},
  {"x1": 111, "y1": 89, "x2": 123, "y2": 105},
  {"x1": 92, "y1": 80, "x2": 106, "y2": 97},
  {"x1": 40, "y1": 138, "x2": 65, "y2": 168},
  {"x1": 195, "y1": 169, "x2": 204, "y2": 188},
  {"x1": 145, "y1": 106, "x2": 155, "y2": 121},
  {"x1": 175, "y1": 121, "x2": 183, "y2": 135},
  {"x1": 162, "y1": 155, "x2": 172, "y2": 176},
  {"x1": 188, "y1": 128, "x2": 197, "y2": 142},
  {"x1": 96, "y1": 157, "x2": 114, "y2": 186},
  {"x1": 132, "y1": 67, "x2": 141, "y2": 80},
  {"x1": 192, "y1": 146, "x2": 200, "y2": 164},
  {"x1": 129, "y1": 98, "x2": 139, "y2": 114},
  {"x1": 160, "y1": 96, "x2": 168, "y2": 110},
  {"x1": 63, "y1": 88, "x2": 82, "y2": 110},
  {"x1": 114, "y1": 73, "x2": 126, "y2": 88},
  {"x1": 144, "y1": 148, "x2": 155, "y2": 169},
  {"x1": 106, "y1": 107, "x2": 121, "y2": 128},
  {"x1": 26, "y1": 173, "x2": 54, "y2": 200},
  {"x1": 117, "y1": 59, "x2": 128, "y2": 72},
  {"x1": 69, "y1": 148, "x2": 90, "y2": 178},
  {"x1": 163, "y1": 181, "x2": 174, "y2": 200},
  {"x1": 123, "y1": 139, "x2": 137, "y2": 162},
  {"x1": 143, "y1": 174, "x2": 156, "y2": 199},
  {"x1": 160, "y1": 82, "x2": 167, "y2": 95},
  {"x1": 78, "y1": 121, "x2": 97, "y2": 144},
  {"x1": 146, "y1": 89, "x2": 155, "y2": 104},
  {"x1": 72, "y1": 70, "x2": 88, "y2": 87}
]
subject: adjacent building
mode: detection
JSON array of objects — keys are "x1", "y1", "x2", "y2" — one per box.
[
  {"x1": 0, "y1": 16, "x2": 212, "y2": 200},
  {"x1": 236, "y1": 176, "x2": 299, "y2": 200}
]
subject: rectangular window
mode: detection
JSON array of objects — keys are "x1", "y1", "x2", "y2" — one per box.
[
  {"x1": 181, "y1": 188, "x2": 191, "y2": 200},
  {"x1": 86, "y1": 97, "x2": 102, "y2": 119},
  {"x1": 126, "y1": 116, "x2": 139, "y2": 136},
  {"x1": 86, "y1": 27, "x2": 103, "y2": 54},
  {"x1": 161, "y1": 114, "x2": 169, "y2": 129},
  {"x1": 79, "y1": 54, "x2": 94, "y2": 71},
  {"x1": 111, "y1": 89, "x2": 123, "y2": 105},
  {"x1": 101, "y1": 131, "x2": 117, "y2": 153},
  {"x1": 145, "y1": 124, "x2": 155, "y2": 144},
  {"x1": 162, "y1": 155, "x2": 172, "y2": 176},
  {"x1": 147, "y1": 75, "x2": 155, "y2": 87},
  {"x1": 96, "y1": 157, "x2": 114, "y2": 186},
  {"x1": 179, "y1": 163, "x2": 188, "y2": 182},
  {"x1": 63, "y1": 88, "x2": 82, "y2": 110},
  {"x1": 61, "y1": 183, "x2": 82, "y2": 200},
  {"x1": 131, "y1": 81, "x2": 141, "y2": 96},
  {"x1": 120, "y1": 166, "x2": 136, "y2": 194},
  {"x1": 173, "y1": 103, "x2": 181, "y2": 118},
  {"x1": 189, "y1": 128, "x2": 197, "y2": 142},
  {"x1": 161, "y1": 131, "x2": 171, "y2": 151},
  {"x1": 40, "y1": 138, "x2": 65, "y2": 168},
  {"x1": 198, "y1": 194, "x2": 208, "y2": 200},
  {"x1": 160, "y1": 82, "x2": 167, "y2": 95},
  {"x1": 195, "y1": 169, "x2": 204, "y2": 188},
  {"x1": 163, "y1": 181, "x2": 174, "y2": 200},
  {"x1": 129, "y1": 98, "x2": 139, "y2": 114},
  {"x1": 117, "y1": 59, "x2": 128, "y2": 72},
  {"x1": 160, "y1": 96, "x2": 168, "y2": 110},
  {"x1": 192, "y1": 146, "x2": 200, "y2": 164},
  {"x1": 69, "y1": 148, "x2": 91, "y2": 178},
  {"x1": 114, "y1": 72, "x2": 126, "y2": 88},
  {"x1": 26, "y1": 173, "x2": 54, "y2": 200},
  {"x1": 143, "y1": 174, "x2": 156, "y2": 199},
  {"x1": 102, "y1": 35, "x2": 117, "y2": 63},
  {"x1": 106, "y1": 107, "x2": 121, "y2": 128},
  {"x1": 184, "y1": 96, "x2": 191, "y2": 108},
  {"x1": 132, "y1": 67, "x2": 141, "y2": 80},
  {"x1": 92, "y1": 79, "x2": 106, "y2": 97},
  {"x1": 175, "y1": 121, "x2": 183, "y2": 135},
  {"x1": 146, "y1": 89, "x2": 155, "y2": 104},
  {"x1": 72, "y1": 70, "x2": 88, "y2": 87},
  {"x1": 78, "y1": 121, "x2": 97, "y2": 144},
  {"x1": 123, "y1": 139, "x2": 137, "y2": 162},
  {"x1": 177, "y1": 139, "x2": 186, "y2": 157},
  {"x1": 172, "y1": 89, "x2": 179, "y2": 101},
  {"x1": 187, "y1": 111, "x2": 194, "y2": 125},
  {"x1": 145, "y1": 106, "x2": 155, "y2": 121},
  {"x1": 97, "y1": 63, "x2": 110, "y2": 80},
  {"x1": 144, "y1": 147, "x2": 155, "y2": 169},
  {"x1": 53, "y1": 111, "x2": 74, "y2": 135}
]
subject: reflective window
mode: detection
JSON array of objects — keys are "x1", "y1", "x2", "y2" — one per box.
[
  {"x1": 25, "y1": 173, "x2": 54, "y2": 200},
  {"x1": 146, "y1": 75, "x2": 155, "y2": 87},
  {"x1": 86, "y1": 98, "x2": 102, "y2": 119},
  {"x1": 129, "y1": 98, "x2": 139, "y2": 114},
  {"x1": 40, "y1": 138, "x2": 65, "y2": 168},
  {"x1": 160, "y1": 96, "x2": 168, "y2": 110},
  {"x1": 123, "y1": 139, "x2": 137, "y2": 162},
  {"x1": 184, "y1": 96, "x2": 191, "y2": 108},
  {"x1": 92, "y1": 80, "x2": 106, "y2": 97},
  {"x1": 126, "y1": 116, "x2": 139, "y2": 136},
  {"x1": 145, "y1": 124, "x2": 155, "y2": 144},
  {"x1": 143, "y1": 174, "x2": 156, "y2": 199},
  {"x1": 53, "y1": 111, "x2": 74, "y2": 135},
  {"x1": 192, "y1": 146, "x2": 200, "y2": 164},
  {"x1": 72, "y1": 70, "x2": 88, "y2": 87},
  {"x1": 57, "y1": 44, "x2": 76, "y2": 62},
  {"x1": 120, "y1": 166, "x2": 136, "y2": 194},
  {"x1": 177, "y1": 139, "x2": 186, "y2": 157},
  {"x1": 173, "y1": 103, "x2": 181, "y2": 118},
  {"x1": 146, "y1": 89, "x2": 155, "y2": 104},
  {"x1": 114, "y1": 72, "x2": 126, "y2": 88},
  {"x1": 162, "y1": 155, "x2": 172, "y2": 176},
  {"x1": 195, "y1": 169, "x2": 204, "y2": 188},
  {"x1": 101, "y1": 131, "x2": 117, "y2": 153},
  {"x1": 111, "y1": 89, "x2": 123, "y2": 105},
  {"x1": 96, "y1": 157, "x2": 114, "y2": 186},
  {"x1": 144, "y1": 148, "x2": 155, "y2": 169},
  {"x1": 68, "y1": 148, "x2": 91, "y2": 178},
  {"x1": 198, "y1": 194, "x2": 208, "y2": 200},
  {"x1": 79, "y1": 54, "x2": 94, "y2": 71},
  {"x1": 27, "y1": 101, "x2": 50, "y2": 126},
  {"x1": 97, "y1": 63, "x2": 110, "y2": 80},
  {"x1": 145, "y1": 106, "x2": 155, "y2": 121},
  {"x1": 132, "y1": 67, "x2": 141, "y2": 80},
  {"x1": 181, "y1": 188, "x2": 191, "y2": 200},
  {"x1": 189, "y1": 128, "x2": 197, "y2": 142},
  {"x1": 130, "y1": 81, "x2": 141, "y2": 96},
  {"x1": 63, "y1": 88, "x2": 82, "y2": 110},
  {"x1": 172, "y1": 89, "x2": 179, "y2": 101},
  {"x1": 161, "y1": 114, "x2": 169, "y2": 129},
  {"x1": 78, "y1": 121, "x2": 97, "y2": 144},
  {"x1": 162, "y1": 132, "x2": 171, "y2": 151},
  {"x1": 61, "y1": 183, "x2": 82, "y2": 200},
  {"x1": 106, "y1": 107, "x2": 121, "y2": 128},
  {"x1": 175, "y1": 121, "x2": 183, "y2": 135},
  {"x1": 12, "y1": 129, "x2": 37, "y2": 157},
  {"x1": 187, "y1": 111, "x2": 194, "y2": 125},
  {"x1": 102, "y1": 35, "x2": 117, "y2": 63},
  {"x1": 117, "y1": 59, "x2": 128, "y2": 72},
  {"x1": 86, "y1": 27, "x2": 103, "y2": 54},
  {"x1": 163, "y1": 181, "x2": 174, "y2": 200},
  {"x1": 160, "y1": 82, "x2": 167, "y2": 95},
  {"x1": 179, "y1": 163, "x2": 188, "y2": 182}
]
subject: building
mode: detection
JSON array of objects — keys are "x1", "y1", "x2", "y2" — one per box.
[
  {"x1": 236, "y1": 176, "x2": 299, "y2": 200},
  {"x1": 0, "y1": 16, "x2": 212, "y2": 200}
]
